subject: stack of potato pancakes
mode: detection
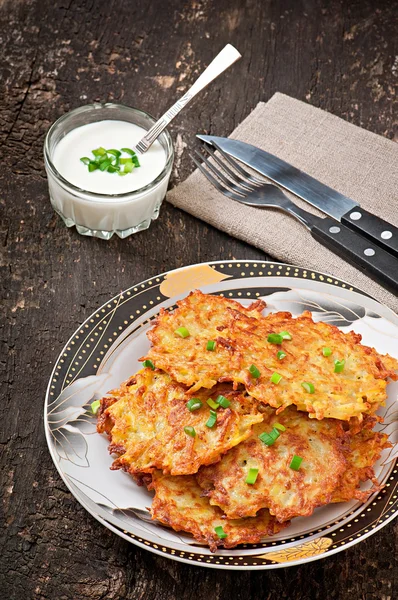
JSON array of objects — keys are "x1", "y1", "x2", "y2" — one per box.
[{"x1": 97, "y1": 291, "x2": 397, "y2": 552}]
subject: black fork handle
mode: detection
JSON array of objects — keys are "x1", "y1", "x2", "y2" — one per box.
[{"x1": 311, "y1": 217, "x2": 398, "y2": 293}]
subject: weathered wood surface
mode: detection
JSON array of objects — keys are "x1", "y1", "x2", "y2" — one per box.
[{"x1": 1, "y1": 0, "x2": 397, "y2": 598}]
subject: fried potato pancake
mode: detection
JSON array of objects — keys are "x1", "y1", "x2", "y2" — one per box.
[
  {"x1": 150, "y1": 470, "x2": 287, "y2": 552},
  {"x1": 197, "y1": 407, "x2": 390, "y2": 522},
  {"x1": 97, "y1": 368, "x2": 263, "y2": 476},
  {"x1": 197, "y1": 406, "x2": 347, "y2": 522},
  {"x1": 145, "y1": 291, "x2": 398, "y2": 422},
  {"x1": 331, "y1": 427, "x2": 391, "y2": 503}
]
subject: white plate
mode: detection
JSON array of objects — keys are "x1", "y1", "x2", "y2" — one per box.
[{"x1": 45, "y1": 260, "x2": 398, "y2": 569}]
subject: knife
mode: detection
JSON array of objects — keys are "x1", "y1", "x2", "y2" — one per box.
[{"x1": 197, "y1": 135, "x2": 398, "y2": 259}]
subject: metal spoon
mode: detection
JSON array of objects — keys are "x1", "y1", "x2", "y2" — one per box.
[{"x1": 135, "y1": 44, "x2": 241, "y2": 154}]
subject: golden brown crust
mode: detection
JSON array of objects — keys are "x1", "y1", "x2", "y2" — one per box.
[
  {"x1": 197, "y1": 406, "x2": 348, "y2": 522},
  {"x1": 145, "y1": 291, "x2": 398, "y2": 422},
  {"x1": 197, "y1": 406, "x2": 391, "y2": 522},
  {"x1": 96, "y1": 368, "x2": 263, "y2": 476},
  {"x1": 150, "y1": 470, "x2": 287, "y2": 553}
]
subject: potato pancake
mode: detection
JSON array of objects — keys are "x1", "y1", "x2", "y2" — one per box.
[
  {"x1": 145, "y1": 290, "x2": 398, "y2": 421},
  {"x1": 150, "y1": 470, "x2": 287, "y2": 552},
  {"x1": 331, "y1": 427, "x2": 391, "y2": 503},
  {"x1": 197, "y1": 406, "x2": 347, "y2": 522},
  {"x1": 97, "y1": 368, "x2": 262, "y2": 476},
  {"x1": 197, "y1": 407, "x2": 390, "y2": 522}
]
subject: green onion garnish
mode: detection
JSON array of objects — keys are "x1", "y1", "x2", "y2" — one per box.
[
  {"x1": 92, "y1": 147, "x2": 107, "y2": 157},
  {"x1": 121, "y1": 147, "x2": 137, "y2": 156},
  {"x1": 184, "y1": 426, "x2": 196, "y2": 438},
  {"x1": 91, "y1": 400, "x2": 101, "y2": 414},
  {"x1": 175, "y1": 326, "x2": 190, "y2": 338},
  {"x1": 280, "y1": 331, "x2": 292, "y2": 340},
  {"x1": 245, "y1": 467, "x2": 259, "y2": 485},
  {"x1": 322, "y1": 347, "x2": 332, "y2": 357},
  {"x1": 142, "y1": 359, "x2": 155, "y2": 370},
  {"x1": 301, "y1": 382, "x2": 315, "y2": 394},
  {"x1": 206, "y1": 340, "x2": 216, "y2": 351},
  {"x1": 214, "y1": 525, "x2": 227, "y2": 539},
  {"x1": 99, "y1": 159, "x2": 112, "y2": 171},
  {"x1": 289, "y1": 455, "x2": 303, "y2": 470},
  {"x1": 334, "y1": 359, "x2": 345, "y2": 373},
  {"x1": 277, "y1": 351, "x2": 286, "y2": 360},
  {"x1": 259, "y1": 427, "x2": 281, "y2": 446},
  {"x1": 274, "y1": 422, "x2": 286, "y2": 432},
  {"x1": 186, "y1": 398, "x2": 202, "y2": 412},
  {"x1": 206, "y1": 410, "x2": 217, "y2": 428},
  {"x1": 207, "y1": 398, "x2": 219, "y2": 410},
  {"x1": 267, "y1": 333, "x2": 283, "y2": 345},
  {"x1": 270, "y1": 372, "x2": 282, "y2": 385},
  {"x1": 81, "y1": 147, "x2": 140, "y2": 175},
  {"x1": 107, "y1": 149, "x2": 121, "y2": 158},
  {"x1": 249, "y1": 364, "x2": 261, "y2": 378},
  {"x1": 216, "y1": 394, "x2": 231, "y2": 409}
]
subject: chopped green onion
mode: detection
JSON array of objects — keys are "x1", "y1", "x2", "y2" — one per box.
[
  {"x1": 118, "y1": 171, "x2": 128, "y2": 176},
  {"x1": 121, "y1": 147, "x2": 137, "y2": 156},
  {"x1": 289, "y1": 455, "x2": 303, "y2": 470},
  {"x1": 187, "y1": 398, "x2": 203, "y2": 412},
  {"x1": 267, "y1": 333, "x2": 283, "y2": 345},
  {"x1": 91, "y1": 400, "x2": 101, "y2": 414},
  {"x1": 184, "y1": 426, "x2": 196, "y2": 438},
  {"x1": 274, "y1": 422, "x2": 286, "y2": 432},
  {"x1": 132, "y1": 155, "x2": 140, "y2": 167},
  {"x1": 280, "y1": 331, "x2": 292, "y2": 340},
  {"x1": 206, "y1": 410, "x2": 217, "y2": 428},
  {"x1": 207, "y1": 398, "x2": 219, "y2": 410},
  {"x1": 99, "y1": 158, "x2": 112, "y2": 171},
  {"x1": 98, "y1": 153, "x2": 110, "y2": 163},
  {"x1": 175, "y1": 326, "x2": 190, "y2": 338},
  {"x1": 107, "y1": 164, "x2": 120, "y2": 173},
  {"x1": 142, "y1": 359, "x2": 155, "y2": 370},
  {"x1": 334, "y1": 359, "x2": 345, "y2": 373},
  {"x1": 88, "y1": 162, "x2": 98, "y2": 172},
  {"x1": 92, "y1": 147, "x2": 107, "y2": 157},
  {"x1": 322, "y1": 347, "x2": 332, "y2": 357},
  {"x1": 206, "y1": 340, "x2": 216, "y2": 351},
  {"x1": 80, "y1": 157, "x2": 90, "y2": 165},
  {"x1": 214, "y1": 525, "x2": 227, "y2": 539},
  {"x1": 259, "y1": 427, "x2": 280, "y2": 446},
  {"x1": 270, "y1": 372, "x2": 282, "y2": 385},
  {"x1": 107, "y1": 149, "x2": 121, "y2": 158},
  {"x1": 245, "y1": 467, "x2": 259, "y2": 485},
  {"x1": 301, "y1": 382, "x2": 315, "y2": 394},
  {"x1": 249, "y1": 364, "x2": 261, "y2": 378},
  {"x1": 216, "y1": 394, "x2": 230, "y2": 409},
  {"x1": 119, "y1": 158, "x2": 130, "y2": 165},
  {"x1": 277, "y1": 351, "x2": 286, "y2": 360},
  {"x1": 123, "y1": 160, "x2": 134, "y2": 174}
]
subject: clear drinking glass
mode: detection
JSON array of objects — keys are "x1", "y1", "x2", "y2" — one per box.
[{"x1": 44, "y1": 103, "x2": 174, "y2": 240}]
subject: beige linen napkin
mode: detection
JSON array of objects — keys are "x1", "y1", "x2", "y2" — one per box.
[{"x1": 167, "y1": 93, "x2": 398, "y2": 313}]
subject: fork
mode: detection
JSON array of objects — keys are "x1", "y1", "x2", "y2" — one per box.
[{"x1": 190, "y1": 143, "x2": 398, "y2": 292}]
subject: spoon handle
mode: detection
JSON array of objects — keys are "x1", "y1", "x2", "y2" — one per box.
[{"x1": 135, "y1": 44, "x2": 241, "y2": 154}]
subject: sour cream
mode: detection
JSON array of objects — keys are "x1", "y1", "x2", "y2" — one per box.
[
  {"x1": 53, "y1": 120, "x2": 166, "y2": 194},
  {"x1": 44, "y1": 105, "x2": 173, "y2": 240}
]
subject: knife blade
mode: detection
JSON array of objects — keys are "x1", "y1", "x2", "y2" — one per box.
[{"x1": 197, "y1": 135, "x2": 398, "y2": 259}]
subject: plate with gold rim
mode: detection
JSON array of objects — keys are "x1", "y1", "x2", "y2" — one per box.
[{"x1": 44, "y1": 260, "x2": 398, "y2": 570}]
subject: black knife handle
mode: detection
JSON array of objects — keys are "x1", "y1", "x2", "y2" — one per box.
[
  {"x1": 311, "y1": 217, "x2": 398, "y2": 293},
  {"x1": 341, "y1": 208, "x2": 398, "y2": 259}
]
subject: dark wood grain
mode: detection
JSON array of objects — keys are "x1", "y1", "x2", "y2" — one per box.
[{"x1": 1, "y1": 1, "x2": 397, "y2": 598}]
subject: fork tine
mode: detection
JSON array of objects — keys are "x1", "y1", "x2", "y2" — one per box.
[
  {"x1": 209, "y1": 141, "x2": 265, "y2": 185},
  {"x1": 201, "y1": 144, "x2": 256, "y2": 192},
  {"x1": 189, "y1": 153, "x2": 245, "y2": 202},
  {"x1": 192, "y1": 149, "x2": 250, "y2": 197}
]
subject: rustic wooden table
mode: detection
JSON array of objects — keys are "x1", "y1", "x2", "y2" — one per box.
[{"x1": 1, "y1": 1, "x2": 397, "y2": 598}]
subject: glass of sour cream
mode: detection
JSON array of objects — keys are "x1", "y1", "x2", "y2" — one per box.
[{"x1": 44, "y1": 103, "x2": 174, "y2": 240}]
